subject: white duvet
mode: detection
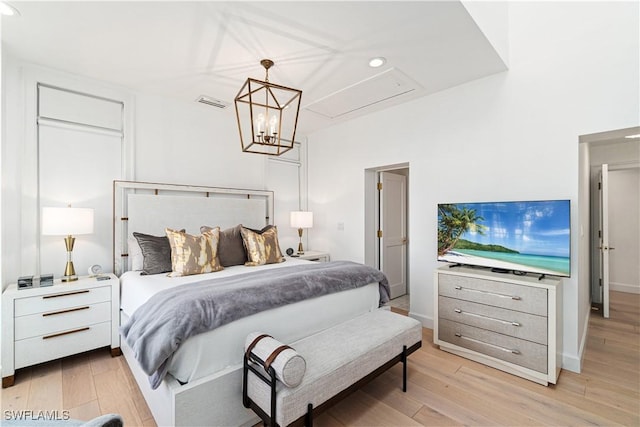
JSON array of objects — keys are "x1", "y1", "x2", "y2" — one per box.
[{"x1": 119, "y1": 258, "x2": 382, "y2": 384}]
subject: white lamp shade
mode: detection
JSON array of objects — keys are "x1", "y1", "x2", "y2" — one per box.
[
  {"x1": 42, "y1": 207, "x2": 94, "y2": 236},
  {"x1": 290, "y1": 211, "x2": 313, "y2": 229}
]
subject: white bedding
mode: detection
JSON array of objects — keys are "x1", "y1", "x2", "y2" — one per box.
[{"x1": 120, "y1": 258, "x2": 381, "y2": 384}]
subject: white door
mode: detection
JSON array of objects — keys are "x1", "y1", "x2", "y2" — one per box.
[
  {"x1": 599, "y1": 164, "x2": 611, "y2": 318},
  {"x1": 379, "y1": 172, "x2": 407, "y2": 299}
]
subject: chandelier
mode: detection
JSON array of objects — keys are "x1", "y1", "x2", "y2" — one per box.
[{"x1": 234, "y1": 59, "x2": 302, "y2": 156}]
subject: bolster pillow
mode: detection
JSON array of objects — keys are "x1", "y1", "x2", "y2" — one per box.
[{"x1": 245, "y1": 332, "x2": 306, "y2": 388}]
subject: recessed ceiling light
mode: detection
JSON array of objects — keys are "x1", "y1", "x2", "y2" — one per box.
[
  {"x1": 0, "y1": 1, "x2": 20, "y2": 16},
  {"x1": 624, "y1": 134, "x2": 640, "y2": 139},
  {"x1": 368, "y1": 57, "x2": 386, "y2": 68}
]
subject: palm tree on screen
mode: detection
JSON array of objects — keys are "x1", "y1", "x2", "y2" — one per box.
[{"x1": 438, "y1": 204, "x2": 486, "y2": 256}]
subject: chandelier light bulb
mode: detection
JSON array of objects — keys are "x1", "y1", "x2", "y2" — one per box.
[
  {"x1": 269, "y1": 114, "x2": 278, "y2": 135},
  {"x1": 255, "y1": 113, "x2": 265, "y2": 134}
]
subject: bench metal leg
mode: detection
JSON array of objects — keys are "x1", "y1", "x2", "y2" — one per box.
[
  {"x1": 305, "y1": 403, "x2": 313, "y2": 427},
  {"x1": 402, "y1": 345, "x2": 408, "y2": 392}
]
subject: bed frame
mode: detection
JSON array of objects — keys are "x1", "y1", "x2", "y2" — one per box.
[
  {"x1": 113, "y1": 180, "x2": 274, "y2": 276},
  {"x1": 113, "y1": 180, "x2": 274, "y2": 426}
]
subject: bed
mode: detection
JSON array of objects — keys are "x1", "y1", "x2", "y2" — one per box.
[{"x1": 113, "y1": 181, "x2": 389, "y2": 426}]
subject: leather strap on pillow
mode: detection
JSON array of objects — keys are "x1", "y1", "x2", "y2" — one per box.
[
  {"x1": 245, "y1": 333, "x2": 272, "y2": 358},
  {"x1": 264, "y1": 345, "x2": 293, "y2": 371},
  {"x1": 245, "y1": 332, "x2": 306, "y2": 388}
]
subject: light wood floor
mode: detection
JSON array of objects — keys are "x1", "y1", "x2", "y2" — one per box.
[{"x1": 2, "y1": 291, "x2": 638, "y2": 426}]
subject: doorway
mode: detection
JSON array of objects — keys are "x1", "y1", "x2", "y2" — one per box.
[
  {"x1": 364, "y1": 164, "x2": 410, "y2": 312},
  {"x1": 591, "y1": 163, "x2": 640, "y2": 317},
  {"x1": 582, "y1": 126, "x2": 640, "y2": 318}
]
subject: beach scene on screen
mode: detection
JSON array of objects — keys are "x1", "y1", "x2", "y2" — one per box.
[{"x1": 438, "y1": 200, "x2": 571, "y2": 277}]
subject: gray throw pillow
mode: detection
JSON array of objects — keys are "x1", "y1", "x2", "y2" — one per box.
[
  {"x1": 201, "y1": 224, "x2": 247, "y2": 267},
  {"x1": 133, "y1": 231, "x2": 175, "y2": 275}
]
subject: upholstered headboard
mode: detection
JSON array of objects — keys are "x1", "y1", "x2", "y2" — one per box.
[{"x1": 113, "y1": 180, "x2": 274, "y2": 276}]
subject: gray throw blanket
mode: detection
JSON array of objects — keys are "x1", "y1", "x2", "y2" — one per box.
[{"x1": 120, "y1": 260, "x2": 390, "y2": 389}]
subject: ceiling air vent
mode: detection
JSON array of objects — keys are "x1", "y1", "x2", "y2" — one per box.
[{"x1": 196, "y1": 95, "x2": 230, "y2": 109}]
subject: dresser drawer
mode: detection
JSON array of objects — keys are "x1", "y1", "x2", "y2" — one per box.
[
  {"x1": 439, "y1": 318, "x2": 547, "y2": 373},
  {"x1": 438, "y1": 274, "x2": 547, "y2": 316},
  {"x1": 14, "y1": 301, "x2": 111, "y2": 341},
  {"x1": 439, "y1": 296, "x2": 547, "y2": 345},
  {"x1": 14, "y1": 286, "x2": 111, "y2": 317},
  {"x1": 14, "y1": 321, "x2": 111, "y2": 369}
]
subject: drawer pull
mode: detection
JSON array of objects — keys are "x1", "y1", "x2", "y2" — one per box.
[
  {"x1": 454, "y1": 333, "x2": 520, "y2": 355},
  {"x1": 454, "y1": 286, "x2": 521, "y2": 301},
  {"x1": 453, "y1": 308, "x2": 521, "y2": 327},
  {"x1": 43, "y1": 290, "x2": 90, "y2": 299},
  {"x1": 43, "y1": 327, "x2": 90, "y2": 340},
  {"x1": 42, "y1": 306, "x2": 90, "y2": 317}
]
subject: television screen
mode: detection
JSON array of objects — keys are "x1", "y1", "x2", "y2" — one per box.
[{"x1": 438, "y1": 200, "x2": 571, "y2": 277}]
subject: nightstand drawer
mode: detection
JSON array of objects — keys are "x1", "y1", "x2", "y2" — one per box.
[
  {"x1": 14, "y1": 301, "x2": 111, "y2": 340},
  {"x1": 14, "y1": 321, "x2": 111, "y2": 369},
  {"x1": 438, "y1": 274, "x2": 547, "y2": 316},
  {"x1": 439, "y1": 296, "x2": 547, "y2": 344},
  {"x1": 14, "y1": 286, "x2": 111, "y2": 317},
  {"x1": 439, "y1": 318, "x2": 547, "y2": 374},
  {"x1": 292, "y1": 251, "x2": 330, "y2": 262}
]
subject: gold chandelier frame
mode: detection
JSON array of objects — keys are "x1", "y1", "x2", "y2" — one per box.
[{"x1": 234, "y1": 59, "x2": 303, "y2": 156}]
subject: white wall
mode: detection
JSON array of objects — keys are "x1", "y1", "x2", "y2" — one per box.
[
  {"x1": 306, "y1": 1, "x2": 639, "y2": 372},
  {"x1": 1, "y1": 56, "x2": 135, "y2": 287},
  {"x1": 461, "y1": 1, "x2": 509, "y2": 67},
  {"x1": 133, "y1": 94, "x2": 266, "y2": 189},
  {"x1": 0, "y1": 54, "x2": 300, "y2": 289}
]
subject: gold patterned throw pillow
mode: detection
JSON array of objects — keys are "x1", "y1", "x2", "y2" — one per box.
[
  {"x1": 165, "y1": 227, "x2": 224, "y2": 277},
  {"x1": 240, "y1": 225, "x2": 285, "y2": 266}
]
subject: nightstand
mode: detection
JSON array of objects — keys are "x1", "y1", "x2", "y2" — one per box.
[
  {"x1": 292, "y1": 251, "x2": 330, "y2": 262},
  {"x1": 1, "y1": 274, "x2": 120, "y2": 388}
]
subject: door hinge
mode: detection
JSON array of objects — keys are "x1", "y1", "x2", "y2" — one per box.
[
  {"x1": 377, "y1": 230, "x2": 383, "y2": 238},
  {"x1": 377, "y1": 182, "x2": 382, "y2": 191},
  {"x1": 598, "y1": 230, "x2": 602, "y2": 238},
  {"x1": 598, "y1": 182, "x2": 601, "y2": 190},
  {"x1": 599, "y1": 278, "x2": 602, "y2": 286}
]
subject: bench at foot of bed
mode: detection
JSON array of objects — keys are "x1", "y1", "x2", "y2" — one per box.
[{"x1": 243, "y1": 309, "x2": 423, "y2": 427}]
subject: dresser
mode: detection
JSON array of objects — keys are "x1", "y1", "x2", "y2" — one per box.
[
  {"x1": 434, "y1": 266, "x2": 562, "y2": 385},
  {"x1": 1, "y1": 274, "x2": 120, "y2": 387}
]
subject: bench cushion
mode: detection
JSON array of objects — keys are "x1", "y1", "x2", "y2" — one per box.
[{"x1": 246, "y1": 309, "x2": 422, "y2": 426}]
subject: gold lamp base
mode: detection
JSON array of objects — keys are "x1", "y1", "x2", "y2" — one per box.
[
  {"x1": 62, "y1": 235, "x2": 78, "y2": 282},
  {"x1": 297, "y1": 228, "x2": 305, "y2": 255}
]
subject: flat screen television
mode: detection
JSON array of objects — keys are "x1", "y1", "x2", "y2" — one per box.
[{"x1": 438, "y1": 200, "x2": 571, "y2": 277}]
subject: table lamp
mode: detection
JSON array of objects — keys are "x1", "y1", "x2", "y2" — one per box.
[
  {"x1": 290, "y1": 211, "x2": 313, "y2": 255},
  {"x1": 42, "y1": 206, "x2": 94, "y2": 282}
]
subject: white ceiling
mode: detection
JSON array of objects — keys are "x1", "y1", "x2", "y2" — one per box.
[{"x1": 1, "y1": 1, "x2": 508, "y2": 135}]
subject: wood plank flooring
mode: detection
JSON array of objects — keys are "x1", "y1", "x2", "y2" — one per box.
[{"x1": 2, "y1": 291, "x2": 638, "y2": 426}]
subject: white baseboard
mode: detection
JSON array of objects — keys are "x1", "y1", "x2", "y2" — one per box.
[
  {"x1": 610, "y1": 282, "x2": 640, "y2": 294},
  {"x1": 410, "y1": 312, "x2": 433, "y2": 330},
  {"x1": 562, "y1": 353, "x2": 582, "y2": 374},
  {"x1": 565, "y1": 308, "x2": 592, "y2": 374}
]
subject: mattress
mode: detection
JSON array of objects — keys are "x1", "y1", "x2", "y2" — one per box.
[{"x1": 119, "y1": 258, "x2": 381, "y2": 384}]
